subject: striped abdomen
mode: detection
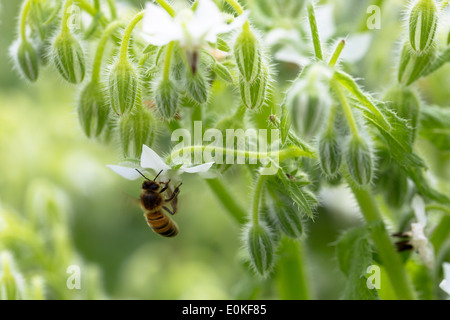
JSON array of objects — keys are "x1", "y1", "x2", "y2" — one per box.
[{"x1": 145, "y1": 210, "x2": 178, "y2": 238}]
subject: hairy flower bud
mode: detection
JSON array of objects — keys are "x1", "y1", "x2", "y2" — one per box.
[
  {"x1": 184, "y1": 67, "x2": 209, "y2": 104},
  {"x1": 109, "y1": 59, "x2": 139, "y2": 115},
  {"x1": 154, "y1": 78, "x2": 179, "y2": 120},
  {"x1": 52, "y1": 32, "x2": 86, "y2": 84},
  {"x1": 213, "y1": 62, "x2": 234, "y2": 84},
  {"x1": 398, "y1": 41, "x2": 436, "y2": 86},
  {"x1": 245, "y1": 223, "x2": 274, "y2": 277},
  {"x1": 409, "y1": 0, "x2": 438, "y2": 53},
  {"x1": 267, "y1": 193, "x2": 303, "y2": 239},
  {"x1": 384, "y1": 84, "x2": 420, "y2": 139},
  {"x1": 345, "y1": 136, "x2": 374, "y2": 185},
  {"x1": 319, "y1": 130, "x2": 342, "y2": 177},
  {"x1": 77, "y1": 81, "x2": 110, "y2": 138},
  {"x1": 240, "y1": 63, "x2": 269, "y2": 110},
  {"x1": 234, "y1": 26, "x2": 262, "y2": 83},
  {"x1": 119, "y1": 105, "x2": 156, "y2": 158},
  {"x1": 16, "y1": 40, "x2": 39, "y2": 82}
]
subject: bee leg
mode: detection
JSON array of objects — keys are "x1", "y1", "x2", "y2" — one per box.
[
  {"x1": 165, "y1": 183, "x2": 182, "y2": 202},
  {"x1": 163, "y1": 206, "x2": 176, "y2": 216},
  {"x1": 159, "y1": 180, "x2": 171, "y2": 194}
]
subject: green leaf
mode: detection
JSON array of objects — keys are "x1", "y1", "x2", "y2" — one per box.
[
  {"x1": 336, "y1": 226, "x2": 379, "y2": 300},
  {"x1": 356, "y1": 102, "x2": 425, "y2": 169},
  {"x1": 419, "y1": 105, "x2": 450, "y2": 151},
  {"x1": 267, "y1": 167, "x2": 317, "y2": 220}
]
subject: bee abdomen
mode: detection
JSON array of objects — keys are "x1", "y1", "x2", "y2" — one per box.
[{"x1": 145, "y1": 212, "x2": 179, "y2": 238}]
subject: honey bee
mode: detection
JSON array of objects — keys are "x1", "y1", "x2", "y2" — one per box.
[{"x1": 136, "y1": 169, "x2": 182, "y2": 238}]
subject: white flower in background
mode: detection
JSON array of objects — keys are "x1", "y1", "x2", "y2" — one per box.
[
  {"x1": 141, "y1": 0, "x2": 248, "y2": 49},
  {"x1": 405, "y1": 195, "x2": 435, "y2": 269},
  {"x1": 440, "y1": 263, "x2": 450, "y2": 296},
  {"x1": 107, "y1": 145, "x2": 214, "y2": 182}
]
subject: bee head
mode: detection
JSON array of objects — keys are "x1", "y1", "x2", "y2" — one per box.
[{"x1": 142, "y1": 180, "x2": 161, "y2": 192}]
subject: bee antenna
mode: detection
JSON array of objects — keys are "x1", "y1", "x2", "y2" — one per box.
[
  {"x1": 154, "y1": 170, "x2": 163, "y2": 181},
  {"x1": 136, "y1": 169, "x2": 151, "y2": 181}
]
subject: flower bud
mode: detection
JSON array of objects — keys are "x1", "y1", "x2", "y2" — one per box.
[
  {"x1": 184, "y1": 67, "x2": 209, "y2": 104},
  {"x1": 154, "y1": 78, "x2": 179, "y2": 120},
  {"x1": 345, "y1": 136, "x2": 374, "y2": 185},
  {"x1": 409, "y1": 0, "x2": 438, "y2": 53},
  {"x1": 109, "y1": 59, "x2": 139, "y2": 115},
  {"x1": 383, "y1": 84, "x2": 420, "y2": 139},
  {"x1": 245, "y1": 223, "x2": 274, "y2": 277},
  {"x1": 0, "y1": 252, "x2": 25, "y2": 300},
  {"x1": 52, "y1": 32, "x2": 86, "y2": 84},
  {"x1": 234, "y1": 26, "x2": 262, "y2": 83},
  {"x1": 16, "y1": 40, "x2": 39, "y2": 82},
  {"x1": 77, "y1": 81, "x2": 110, "y2": 138},
  {"x1": 119, "y1": 105, "x2": 156, "y2": 158},
  {"x1": 398, "y1": 41, "x2": 436, "y2": 85},
  {"x1": 267, "y1": 193, "x2": 303, "y2": 239},
  {"x1": 212, "y1": 62, "x2": 234, "y2": 84},
  {"x1": 319, "y1": 130, "x2": 342, "y2": 177},
  {"x1": 240, "y1": 63, "x2": 269, "y2": 110}
]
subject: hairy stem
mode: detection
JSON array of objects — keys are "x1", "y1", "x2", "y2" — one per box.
[
  {"x1": 331, "y1": 79, "x2": 360, "y2": 138},
  {"x1": 163, "y1": 42, "x2": 176, "y2": 80},
  {"x1": 205, "y1": 179, "x2": 247, "y2": 225},
  {"x1": 155, "y1": 0, "x2": 176, "y2": 17},
  {"x1": 119, "y1": 11, "x2": 145, "y2": 61},
  {"x1": 91, "y1": 21, "x2": 123, "y2": 83},
  {"x1": 276, "y1": 239, "x2": 311, "y2": 300},
  {"x1": 252, "y1": 174, "x2": 267, "y2": 226},
  {"x1": 20, "y1": 0, "x2": 32, "y2": 41},
  {"x1": 350, "y1": 183, "x2": 417, "y2": 300},
  {"x1": 223, "y1": 0, "x2": 245, "y2": 15},
  {"x1": 167, "y1": 145, "x2": 314, "y2": 164},
  {"x1": 107, "y1": 0, "x2": 117, "y2": 20}
]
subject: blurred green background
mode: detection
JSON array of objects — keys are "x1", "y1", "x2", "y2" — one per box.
[{"x1": 0, "y1": 0, "x2": 449, "y2": 300}]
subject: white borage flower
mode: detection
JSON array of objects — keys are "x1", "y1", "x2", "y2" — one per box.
[
  {"x1": 440, "y1": 263, "x2": 450, "y2": 296},
  {"x1": 405, "y1": 195, "x2": 435, "y2": 269},
  {"x1": 107, "y1": 145, "x2": 215, "y2": 182},
  {"x1": 141, "y1": 0, "x2": 249, "y2": 50}
]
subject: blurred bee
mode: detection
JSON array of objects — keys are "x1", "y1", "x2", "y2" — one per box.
[{"x1": 136, "y1": 169, "x2": 182, "y2": 238}]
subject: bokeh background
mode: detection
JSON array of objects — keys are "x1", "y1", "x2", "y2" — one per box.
[{"x1": 0, "y1": 0, "x2": 449, "y2": 300}]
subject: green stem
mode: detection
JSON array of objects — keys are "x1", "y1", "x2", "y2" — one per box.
[
  {"x1": 91, "y1": 21, "x2": 123, "y2": 83},
  {"x1": 155, "y1": 0, "x2": 176, "y2": 17},
  {"x1": 20, "y1": 0, "x2": 32, "y2": 41},
  {"x1": 307, "y1": 1, "x2": 323, "y2": 61},
  {"x1": 329, "y1": 39, "x2": 346, "y2": 67},
  {"x1": 107, "y1": 0, "x2": 117, "y2": 20},
  {"x1": 276, "y1": 239, "x2": 311, "y2": 300},
  {"x1": 205, "y1": 179, "x2": 247, "y2": 225},
  {"x1": 349, "y1": 183, "x2": 417, "y2": 300},
  {"x1": 324, "y1": 103, "x2": 338, "y2": 133},
  {"x1": 431, "y1": 215, "x2": 450, "y2": 252},
  {"x1": 119, "y1": 11, "x2": 145, "y2": 61},
  {"x1": 331, "y1": 79, "x2": 360, "y2": 138},
  {"x1": 252, "y1": 174, "x2": 267, "y2": 226},
  {"x1": 163, "y1": 42, "x2": 176, "y2": 80},
  {"x1": 167, "y1": 145, "x2": 314, "y2": 164},
  {"x1": 223, "y1": 0, "x2": 245, "y2": 15}
]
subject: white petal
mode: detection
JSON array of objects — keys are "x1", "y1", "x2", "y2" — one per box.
[
  {"x1": 107, "y1": 165, "x2": 142, "y2": 180},
  {"x1": 193, "y1": 0, "x2": 223, "y2": 30},
  {"x1": 182, "y1": 162, "x2": 215, "y2": 173},
  {"x1": 140, "y1": 145, "x2": 171, "y2": 172},
  {"x1": 141, "y1": 2, "x2": 182, "y2": 45},
  {"x1": 440, "y1": 263, "x2": 450, "y2": 295},
  {"x1": 412, "y1": 195, "x2": 427, "y2": 227},
  {"x1": 214, "y1": 10, "x2": 249, "y2": 35}
]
